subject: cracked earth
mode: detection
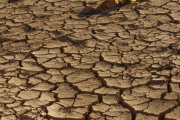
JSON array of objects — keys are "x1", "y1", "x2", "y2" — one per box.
[{"x1": 0, "y1": 0, "x2": 180, "y2": 120}]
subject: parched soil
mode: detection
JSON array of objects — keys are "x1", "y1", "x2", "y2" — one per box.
[{"x1": 0, "y1": 0, "x2": 180, "y2": 120}]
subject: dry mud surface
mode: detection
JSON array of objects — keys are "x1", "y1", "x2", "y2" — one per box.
[{"x1": 0, "y1": 0, "x2": 180, "y2": 120}]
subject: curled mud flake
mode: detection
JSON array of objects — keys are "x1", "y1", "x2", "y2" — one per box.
[
  {"x1": 13, "y1": 14, "x2": 34, "y2": 23},
  {"x1": 39, "y1": 92, "x2": 55, "y2": 102},
  {"x1": 110, "y1": 65, "x2": 125, "y2": 73},
  {"x1": 2, "y1": 55, "x2": 14, "y2": 60},
  {"x1": 18, "y1": 90, "x2": 40, "y2": 100},
  {"x1": 48, "y1": 74, "x2": 64, "y2": 84},
  {"x1": 163, "y1": 92, "x2": 179, "y2": 101},
  {"x1": 170, "y1": 83, "x2": 180, "y2": 94},
  {"x1": 97, "y1": 70, "x2": 120, "y2": 78},
  {"x1": 88, "y1": 112, "x2": 105, "y2": 119},
  {"x1": 20, "y1": 110, "x2": 39, "y2": 119},
  {"x1": 170, "y1": 12, "x2": 180, "y2": 21},
  {"x1": 28, "y1": 77, "x2": 42, "y2": 85},
  {"x1": 132, "y1": 78, "x2": 150, "y2": 87},
  {"x1": 0, "y1": 76, "x2": 7, "y2": 84},
  {"x1": 148, "y1": 82, "x2": 167, "y2": 90},
  {"x1": 53, "y1": 83, "x2": 78, "y2": 99},
  {"x1": 6, "y1": 101, "x2": 22, "y2": 108},
  {"x1": 14, "y1": 53, "x2": 27, "y2": 61},
  {"x1": 139, "y1": 7, "x2": 170, "y2": 15},
  {"x1": 171, "y1": 76, "x2": 180, "y2": 83},
  {"x1": 66, "y1": 107, "x2": 89, "y2": 120},
  {"x1": 91, "y1": 103, "x2": 132, "y2": 119},
  {"x1": 72, "y1": 62, "x2": 93, "y2": 70},
  {"x1": 94, "y1": 87, "x2": 120, "y2": 97},
  {"x1": 0, "y1": 97, "x2": 14, "y2": 104},
  {"x1": 41, "y1": 59, "x2": 66, "y2": 69},
  {"x1": 162, "y1": 2, "x2": 180, "y2": 12},
  {"x1": 36, "y1": 57, "x2": 49, "y2": 64},
  {"x1": 66, "y1": 70, "x2": 95, "y2": 83},
  {"x1": 70, "y1": 32, "x2": 92, "y2": 41},
  {"x1": 103, "y1": 77, "x2": 132, "y2": 90},
  {"x1": 0, "y1": 56, "x2": 9, "y2": 64},
  {"x1": 13, "y1": 106, "x2": 29, "y2": 116},
  {"x1": 73, "y1": 94, "x2": 99, "y2": 107},
  {"x1": 46, "y1": 69, "x2": 61, "y2": 75},
  {"x1": 143, "y1": 100, "x2": 178, "y2": 119},
  {"x1": 93, "y1": 61, "x2": 112, "y2": 71},
  {"x1": 24, "y1": 99, "x2": 49, "y2": 108},
  {"x1": 81, "y1": 55, "x2": 100, "y2": 64},
  {"x1": 32, "y1": 49, "x2": 48, "y2": 55},
  {"x1": 129, "y1": 69, "x2": 152, "y2": 78},
  {"x1": 57, "y1": 99, "x2": 74, "y2": 108},
  {"x1": 158, "y1": 23, "x2": 180, "y2": 33},
  {"x1": 136, "y1": 113, "x2": 158, "y2": 120},
  {"x1": 73, "y1": 77, "x2": 102, "y2": 93},
  {"x1": 44, "y1": 41, "x2": 69, "y2": 48},
  {"x1": 148, "y1": 0, "x2": 170, "y2": 6},
  {"x1": 102, "y1": 95, "x2": 119, "y2": 105},
  {"x1": 122, "y1": 55, "x2": 140, "y2": 65},
  {"x1": 63, "y1": 45, "x2": 80, "y2": 54},
  {"x1": 2, "y1": 70, "x2": 19, "y2": 77},
  {"x1": 8, "y1": 77, "x2": 26, "y2": 86},
  {"x1": 121, "y1": 89, "x2": 150, "y2": 114},
  {"x1": 165, "y1": 106, "x2": 180, "y2": 120},
  {"x1": 0, "y1": 108, "x2": 15, "y2": 116},
  {"x1": 132, "y1": 85, "x2": 167, "y2": 100},
  {"x1": 123, "y1": 11, "x2": 139, "y2": 20},
  {"x1": 91, "y1": 103, "x2": 109, "y2": 113},
  {"x1": 101, "y1": 51, "x2": 122, "y2": 64},
  {"x1": 47, "y1": 103, "x2": 87, "y2": 120},
  {"x1": 1, "y1": 115, "x2": 17, "y2": 120},
  {"x1": 35, "y1": 73, "x2": 51, "y2": 81},
  {"x1": 31, "y1": 82, "x2": 55, "y2": 92},
  {"x1": 0, "y1": 61, "x2": 19, "y2": 71},
  {"x1": 21, "y1": 61, "x2": 43, "y2": 72},
  {"x1": 153, "y1": 76, "x2": 168, "y2": 84},
  {"x1": 60, "y1": 68, "x2": 77, "y2": 76}
]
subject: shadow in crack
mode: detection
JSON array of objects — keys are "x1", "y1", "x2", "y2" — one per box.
[
  {"x1": 78, "y1": 0, "x2": 129, "y2": 17},
  {"x1": 80, "y1": 6, "x2": 99, "y2": 15},
  {"x1": 78, "y1": 0, "x2": 144, "y2": 18},
  {"x1": 79, "y1": 6, "x2": 120, "y2": 16},
  {"x1": 77, "y1": 6, "x2": 120, "y2": 20},
  {"x1": 8, "y1": 0, "x2": 21, "y2": 3}
]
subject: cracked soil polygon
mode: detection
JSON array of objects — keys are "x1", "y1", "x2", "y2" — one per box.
[{"x1": 0, "y1": 0, "x2": 180, "y2": 120}]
